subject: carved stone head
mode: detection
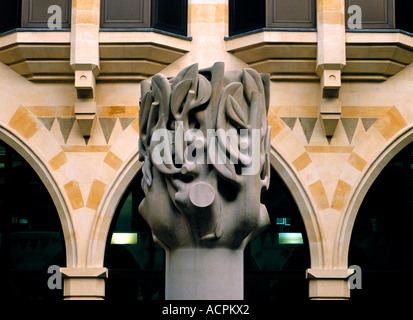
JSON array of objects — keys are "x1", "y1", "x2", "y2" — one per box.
[{"x1": 138, "y1": 62, "x2": 271, "y2": 250}]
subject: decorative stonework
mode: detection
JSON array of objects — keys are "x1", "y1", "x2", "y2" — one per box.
[{"x1": 138, "y1": 62, "x2": 271, "y2": 251}]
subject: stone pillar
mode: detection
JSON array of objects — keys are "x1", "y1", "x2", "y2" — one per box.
[
  {"x1": 70, "y1": 0, "x2": 101, "y2": 137},
  {"x1": 166, "y1": 248, "x2": 243, "y2": 300},
  {"x1": 61, "y1": 267, "x2": 108, "y2": 300},
  {"x1": 316, "y1": 0, "x2": 346, "y2": 137},
  {"x1": 138, "y1": 62, "x2": 271, "y2": 300}
]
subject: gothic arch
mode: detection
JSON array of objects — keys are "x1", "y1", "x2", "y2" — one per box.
[
  {"x1": 335, "y1": 124, "x2": 413, "y2": 268},
  {"x1": 88, "y1": 144, "x2": 324, "y2": 270},
  {"x1": 87, "y1": 150, "x2": 142, "y2": 267},
  {"x1": 270, "y1": 146, "x2": 324, "y2": 269},
  {"x1": 0, "y1": 124, "x2": 78, "y2": 267}
]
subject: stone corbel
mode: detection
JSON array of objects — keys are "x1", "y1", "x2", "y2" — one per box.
[
  {"x1": 60, "y1": 267, "x2": 108, "y2": 300},
  {"x1": 316, "y1": 0, "x2": 346, "y2": 138},
  {"x1": 306, "y1": 268, "x2": 355, "y2": 300},
  {"x1": 317, "y1": 65, "x2": 344, "y2": 138},
  {"x1": 73, "y1": 67, "x2": 99, "y2": 138},
  {"x1": 70, "y1": 0, "x2": 100, "y2": 139}
]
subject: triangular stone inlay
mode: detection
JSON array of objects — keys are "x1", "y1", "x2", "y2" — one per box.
[
  {"x1": 280, "y1": 117, "x2": 297, "y2": 131},
  {"x1": 38, "y1": 117, "x2": 55, "y2": 131},
  {"x1": 361, "y1": 118, "x2": 378, "y2": 131},
  {"x1": 99, "y1": 117, "x2": 117, "y2": 143},
  {"x1": 299, "y1": 117, "x2": 318, "y2": 143},
  {"x1": 57, "y1": 117, "x2": 76, "y2": 144},
  {"x1": 341, "y1": 118, "x2": 359, "y2": 144},
  {"x1": 119, "y1": 117, "x2": 136, "y2": 130}
]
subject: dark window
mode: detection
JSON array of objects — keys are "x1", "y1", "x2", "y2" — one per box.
[
  {"x1": 0, "y1": 140, "x2": 66, "y2": 301},
  {"x1": 346, "y1": 0, "x2": 413, "y2": 33},
  {"x1": 395, "y1": 1, "x2": 413, "y2": 33},
  {"x1": 229, "y1": 0, "x2": 266, "y2": 36},
  {"x1": 104, "y1": 172, "x2": 165, "y2": 301},
  {"x1": 152, "y1": 0, "x2": 187, "y2": 36},
  {"x1": 348, "y1": 142, "x2": 413, "y2": 303},
  {"x1": 244, "y1": 168, "x2": 310, "y2": 301},
  {"x1": 346, "y1": 0, "x2": 395, "y2": 29},
  {"x1": 229, "y1": 0, "x2": 316, "y2": 37},
  {"x1": 100, "y1": 0, "x2": 188, "y2": 36},
  {"x1": 0, "y1": 0, "x2": 22, "y2": 33},
  {"x1": 266, "y1": 0, "x2": 316, "y2": 28},
  {"x1": 100, "y1": 0, "x2": 150, "y2": 28},
  {"x1": 0, "y1": 0, "x2": 71, "y2": 33}
]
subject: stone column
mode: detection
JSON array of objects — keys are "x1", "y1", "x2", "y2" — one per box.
[
  {"x1": 316, "y1": 0, "x2": 346, "y2": 137},
  {"x1": 70, "y1": 0, "x2": 100, "y2": 137},
  {"x1": 138, "y1": 62, "x2": 271, "y2": 300}
]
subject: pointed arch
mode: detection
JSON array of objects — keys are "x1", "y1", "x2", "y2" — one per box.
[
  {"x1": 0, "y1": 124, "x2": 78, "y2": 267},
  {"x1": 335, "y1": 124, "x2": 413, "y2": 268},
  {"x1": 88, "y1": 144, "x2": 324, "y2": 271},
  {"x1": 87, "y1": 151, "x2": 143, "y2": 267},
  {"x1": 270, "y1": 146, "x2": 324, "y2": 269}
]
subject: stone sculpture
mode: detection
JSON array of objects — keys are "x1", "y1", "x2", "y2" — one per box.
[{"x1": 138, "y1": 62, "x2": 271, "y2": 299}]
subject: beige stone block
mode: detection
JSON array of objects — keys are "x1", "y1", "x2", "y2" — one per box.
[
  {"x1": 73, "y1": 9, "x2": 100, "y2": 25},
  {"x1": 308, "y1": 180, "x2": 330, "y2": 211},
  {"x1": 104, "y1": 151, "x2": 124, "y2": 171},
  {"x1": 27, "y1": 106, "x2": 74, "y2": 117},
  {"x1": 72, "y1": 0, "x2": 100, "y2": 11},
  {"x1": 317, "y1": 23, "x2": 346, "y2": 68},
  {"x1": 373, "y1": 106, "x2": 407, "y2": 141},
  {"x1": 317, "y1": 11, "x2": 345, "y2": 26},
  {"x1": 308, "y1": 152, "x2": 350, "y2": 205},
  {"x1": 110, "y1": 134, "x2": 139, "y2": 162},
  {"x1": 75, "y1": 70, "x2": 96, "y2": 99},
  {"x1": 62, "y1": 146, "x2": 111, "y2": 153},
  {"x1": 276, "y1": 130, "x2": 307, "y2": 162},
  {"x1": 130, "y1": 118, "x2": 139, "y2": 133},
  {"x1": 320, "y1": 99, "x2": 341, "y2": 114},
  {"x1": 268, "y1": 114, "x2": 286, "y2": 139},
  {"x1": 49, "y1": 151, "x2": 68, "y2": 171},
  {"x1": 29, "y1": 127, "x2": 63, "y2": 159},
  {"x1": 307, "y1": 268, "x2": 353, "y2": 300},
  {"x1": 305, "y1": 146, "x2": 354, "y2": 153},
  {"x1": 317, "y1": 0, "x2": 343, "y2": 12},
  {"x1": 278, "y1": 105, "x2": 319, "y2": 118},
  {"x1": 299, "y1": 163, "x2": 321, "y2": 186},
  {"x1": 86, "y1": 180, "x2": 107, "y2": 210},
  {"x1": 339, "y1": 161, "x2": 362, "y2": 187},
  {"x1": 61, "y1": 267, "x2": 107, "y2": 299},
  {"x1": 352, "y1": 127, "x2": 386, "y2": 162},
  {"x1": 64, "y1": 180, "x2": 85, "y2": 210},
  {"x1": 292, "y1": 152, "x2": 312, "y2": 172},
  {"x1": 189, "y1": 3, "x2": 228, "y2": 24},
  {"x1": 8, "y1": 106, "x2": 39, "y2": 140},
  {"x1": 347, "y1": 152, "x2": 367, "y2": 172},
  {"x1": 331, "y1": 179, "x2": 352, "y2": 211},
  {"x1": 95, "y1": 162, "x2": 118, "y2": 185}
]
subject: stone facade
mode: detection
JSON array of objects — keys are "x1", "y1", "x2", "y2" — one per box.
[{"x1": 1, "y1": 0, "x2": 413, "y2": 300}]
